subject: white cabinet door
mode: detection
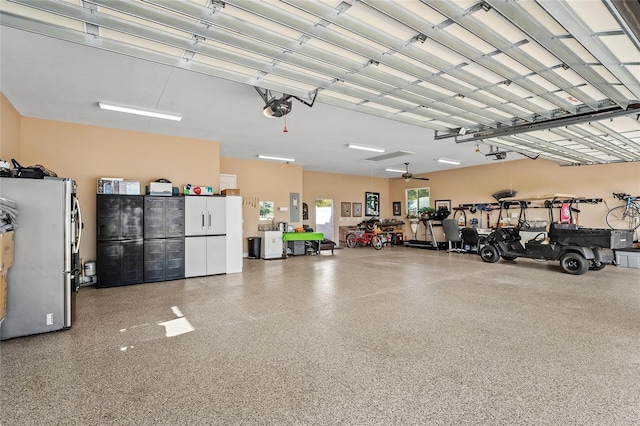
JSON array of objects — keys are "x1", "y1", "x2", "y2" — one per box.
[
  {"x1": 207, "y1": 197, "x2": 226, "y2": 235},
  {"x1": 185, "y1": 237, "x2": 207, "y2": 277},
  {"x1": 206, "y1": 236, "x2": 226, "y2": 275},
  {"x1": 260, "y1": 231, "x2": 283, "y2": 259},
  {"x1": 185, "y1": 197, "x2": 207, "y2": 236}
]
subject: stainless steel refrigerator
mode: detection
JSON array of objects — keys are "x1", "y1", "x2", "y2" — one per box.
[{"x1": 0, "y1": 177, "x2": 82, "y2": 340}]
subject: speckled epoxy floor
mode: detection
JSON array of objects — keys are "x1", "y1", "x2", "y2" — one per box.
[{"x1": 2, "y1": 246, "x2": 640, "y2": 425}]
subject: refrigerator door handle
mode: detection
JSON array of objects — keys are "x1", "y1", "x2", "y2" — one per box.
[{"x1": 73, "y1": 196, "x2": 83, "y2": 254}]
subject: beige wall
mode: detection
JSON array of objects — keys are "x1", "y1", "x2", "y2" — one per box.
[
  {"x1": 0, "y1": 93, "x2": 21, "y2": 161},
  {"x1": 390, "y1": 158, "x2": 640, "y2": 230},
  {"x1": 303, "y1": 171, "x2": 389, "y2": 242},
  {"x1": 19, "y1": 117, "x2": 220, "y2": 260},
  {"x1": 220, "y1": 157, "x2": 303, "y2": 247}
]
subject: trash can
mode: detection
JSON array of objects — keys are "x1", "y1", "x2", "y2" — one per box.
[{"x1": 248, "y1": 237, "x2": 262, "y2": 259}]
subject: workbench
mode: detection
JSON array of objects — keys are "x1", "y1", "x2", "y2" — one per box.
[{"x1": 282, "y1": 232, "x2": 325, "y2": 256}]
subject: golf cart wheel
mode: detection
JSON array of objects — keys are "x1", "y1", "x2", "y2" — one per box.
[
  {"x1": 559, "y1": 252, "x2": 589, "y2": 275},
  {"x1": 346, "y1": 233, "x2": 358, "y2": 248},
  {"x1": 480, "y1": 245, "x2": 500, "y2": 263},
  {"x1": 371, "y1": 235, "x2": 383, "y2": 250},
  {"x1": 589, "y1": 261, "x2": 607, "y2": 271},
  {"x1": 502, "y1": 256, "x2": 517, "y2": 261}
]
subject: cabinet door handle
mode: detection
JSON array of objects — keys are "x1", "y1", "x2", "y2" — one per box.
[
  {"x1": 201, "y1": 212, "x2": 205, "y2": 229},
  {"x1": 209, "y1": 213, "x2": 212, "y2": 228}
]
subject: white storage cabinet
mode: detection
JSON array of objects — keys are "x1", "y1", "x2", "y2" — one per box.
[
  {"x1": 185, "y1": 197, "x2": 226, "y2": 277},
  {"x1": 260, "y1": 230, "x2": 283, "y2": 259}
]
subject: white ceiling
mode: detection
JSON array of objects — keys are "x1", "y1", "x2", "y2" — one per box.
[{"x1": 1, "y1": 0, "x2": 639, "y2": 178}]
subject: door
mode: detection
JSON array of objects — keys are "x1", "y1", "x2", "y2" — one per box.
[
  {"x1": 207, "y1": 197, "x2": 226, "y2": 235},
  {"x1": 206, "y1": 236, "x2": 226, "y2": 275},
  {"x1": 185, "y1": 236, "x2": 207, "y2": 277},
  {"x1": 185, "y1": 197, "x2": 207, "y2": 236},
  {"x1": 315, "y1": 198, "x2": 333, "y2": 241}
]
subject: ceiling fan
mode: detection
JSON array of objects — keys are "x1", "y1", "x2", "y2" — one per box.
[{"x1": 400, "y1": 162, "x2": 429, "y2": 182}]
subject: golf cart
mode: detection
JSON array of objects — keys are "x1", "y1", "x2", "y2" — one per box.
[{"x1": 479, "y1": 194, "x2": 620, "y2": 275}]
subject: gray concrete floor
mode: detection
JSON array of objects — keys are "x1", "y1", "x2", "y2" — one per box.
[{"x1": 2, "y1": 246, "x2": 640, "y2": 425}]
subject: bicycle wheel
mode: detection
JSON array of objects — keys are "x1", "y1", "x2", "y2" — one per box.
[
  {"x1": 371, "y1": 235, "x2": 383, "y2": 250},
  {"x1": 606, "y1": 205, "x2": 640, "y2": 230},
  {"x1": 346, "y1": 233, "x2": 358, "y2": 248}
]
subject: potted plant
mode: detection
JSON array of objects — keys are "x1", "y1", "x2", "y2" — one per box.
[{"x1": 419, "y1": 207, "x2": 435, "y2": 219}]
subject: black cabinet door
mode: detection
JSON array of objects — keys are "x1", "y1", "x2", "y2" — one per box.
[
  {"x1": 143, "y1": 196, "x2": 184, "y2": 238},
  {"x1": 144, "y1": 239, "x2": 166, "y2": 283},
  {"x1": 121, "y1": 240, "x2": 144, "y2": 285},
  {"x1": 96, "y1": 241, "x2": 120, "y2": 287},
  {"x1": 96, "y1": 195, "x2": 120, "y2": 240},
  {"x1": 97, "y1": 195, "x2": 143, "y2": 240},
  {"x1": 165, "y1": 197, "x2": 185, "y2": 238},
  {"x1": 165, "y1": 237, "x2": 185, "y2": 280},
  {"x1": 144, "y1": 196, "x2": 166, "y2": 239},
  {"x1": 97, "y1": 240, "x2": 143, "y2": 287},
  {"x1": 120, "y1": 196, "x2": 144, "y2": 240}
]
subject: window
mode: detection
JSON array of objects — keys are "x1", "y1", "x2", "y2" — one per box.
[
  {"x1": 259, "y1": 201, "x2": 274, "y2": 220},
  {"x1": 406, "y1": 187, "x2": 430, "y2": 217}
]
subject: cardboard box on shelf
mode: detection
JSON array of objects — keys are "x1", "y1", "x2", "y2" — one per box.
[
  {"x1": 222, "y1": 188, "x2": 240, "y2": 196},
  {"x1": 0, "y1": 231, "x2": 14, "y2": 271}
]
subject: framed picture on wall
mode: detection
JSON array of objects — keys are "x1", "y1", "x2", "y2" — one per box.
[
  {"x1": 302, "y1": 202, "x2": 308, "y2": 220},
  {"x1": 365, "y1": 192, "x2": 380, "y2": 216},
  {"x1": 353, "y1": 202, "x2": 362, "y2": 217},
  {"x1": 435, "y1": 199, "x2": 451, "y2": 212},
  {"x1": 341, "y1": 202, "x2": 351, "y2": 217},
  {"x1": 392, "y1": 201, "x2": 401, "y2": 216}
]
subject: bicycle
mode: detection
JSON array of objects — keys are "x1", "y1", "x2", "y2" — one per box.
[
  {"x1": 606, "y1": 192, "x2": 640, "y2": 230},
  {"x1": 345, "y1": 228, "x2": 384, "y2": 250}
]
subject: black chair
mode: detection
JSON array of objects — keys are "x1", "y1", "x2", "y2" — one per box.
[{"x1": 461, "y1": 227, "x2": 481, "y2": 253}]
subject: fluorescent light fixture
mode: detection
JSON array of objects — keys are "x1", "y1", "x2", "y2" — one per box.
[
  {"x1": 98, "y1": 102, "x2": 182, "y2": 121},
  {"x1": 345, "y1": 144, "x2": 385, "y2": 153},
  {"x1": 385, "y1": 168, "x2": 406, "y2": 173},
  {"x1": 258, "y1": 154, "x2": 295, "y2": 162},
  {"x1": 437, "y1": 158, "x2": 461, "y2": 165}
]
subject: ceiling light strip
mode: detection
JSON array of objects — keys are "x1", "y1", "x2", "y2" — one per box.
[
  {"x1": 258, "y1": 154, "x2": 295, "y2": 162},
  {"x1": 346, "y1": 144, "x2": 385, "y2": 153},
  {"x1": 437, "y1": 158, "x2": 461, "y2": 165},
  {"x1": 98, "y1": 102, "x2": 182, "y2": 121}
]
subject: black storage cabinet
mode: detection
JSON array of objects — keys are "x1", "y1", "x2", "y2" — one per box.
[
  {"x1": 96, "y1": 195, "x2": 144, "y2": 288},
  {"x1": 143, "y1": 196, "x2": 185, "y2": 282}
]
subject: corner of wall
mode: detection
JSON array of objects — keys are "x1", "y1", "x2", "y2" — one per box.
[{"x1": 0, "y1": 93, "x2": 22, "y2": 161}]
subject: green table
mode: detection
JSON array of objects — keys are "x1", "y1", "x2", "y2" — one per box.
[{"x1": 282, "y1": 232, "x2": 324, "y2": 256}]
